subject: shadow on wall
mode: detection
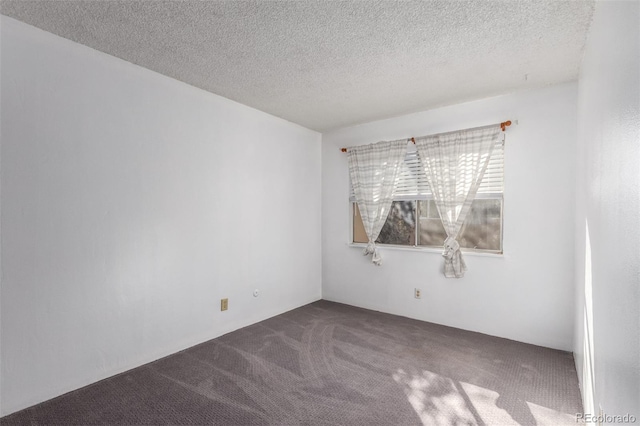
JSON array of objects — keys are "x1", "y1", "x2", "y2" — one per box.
[{"x1": 581, "y1": 219, "x2": 596, "y2": 420}]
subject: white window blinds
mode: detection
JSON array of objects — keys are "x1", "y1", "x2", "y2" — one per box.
[{"x1": 349, "y1": 140, "x2": 504, "y2": 201}]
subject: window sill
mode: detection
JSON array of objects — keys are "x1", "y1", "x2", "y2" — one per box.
[{"x1": 347, "y1": 242, "x2": 503, "y2": 257}]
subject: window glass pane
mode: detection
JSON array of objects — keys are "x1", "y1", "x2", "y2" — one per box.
[
  {"x1": 356, "y1": 199, "x2": 502, "y2": 252},
  {"x1": 353, "y1": 201, "x2": 416, "y2": 245},
  {"x1": 458, "y1": 199, "x2": 502, "y2": 251},
  {"x1": 418, "y1": 199, "x2": 502, "y2": 252},
  {"x1": 352, "y1": 203, "x2": 368, "y2": 243},
  {"x1": 376, "y1": 201, "x2": 415, "y2": 245},
  {"x1": 417, "y1": 200, "x2": 447, "y2": 247}
]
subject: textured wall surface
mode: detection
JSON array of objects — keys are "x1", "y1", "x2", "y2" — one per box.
[
  {"x1": 322, "y1": 83, "x2": 578, "y2": 351},
  {"x1": 0, "y1": 1, "x2": 594, "y2": 131},
  {"x1": 0, "y1": 17, "x2": 321, "y2": 416},
  {"x1": 573, "y1": 1, "x2": 640, "y2": 420}
]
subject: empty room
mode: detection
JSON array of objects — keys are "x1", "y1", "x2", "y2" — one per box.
[{"x1": 0, "y1": 1, "x2": 638, "y2": 425}]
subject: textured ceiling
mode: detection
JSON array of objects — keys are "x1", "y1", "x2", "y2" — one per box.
[{"x1": 1, "y1": 1, "x2": 594, "y2": 131}]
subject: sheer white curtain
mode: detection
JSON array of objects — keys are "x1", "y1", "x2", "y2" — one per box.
[
  {"x1": 348, "y1": 140, "x2": 407, "y2": 265},
  {"x1": 415, "y1": 125, "x2": 502, "y2": 277}
]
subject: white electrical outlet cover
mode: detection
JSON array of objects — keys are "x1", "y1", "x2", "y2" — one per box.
[{"x1": 253, "y1": 289, "x2": 260, "y2": 297}]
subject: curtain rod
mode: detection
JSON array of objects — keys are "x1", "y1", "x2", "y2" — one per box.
[{"x1": 339, "y1": 120, "x2": 512, "y2": 153}]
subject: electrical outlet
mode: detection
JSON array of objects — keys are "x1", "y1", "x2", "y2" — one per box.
[
  {"x1": 221, "y1": 298, "x2": 228, "y2": 311},
  {"x1": 414, "y1": 288, "x2": 421, "y2": 299}
]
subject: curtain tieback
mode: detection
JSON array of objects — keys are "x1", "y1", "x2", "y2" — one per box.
[
  {"x1": 442, "y1": 237, "x2": 460, "y2": 260},
  {"x1": 442, "y1": 236, "x2": 467, "y2": 278},
  {"x1": 363, "y1": 241, "x2": 383, "y2": 266}
]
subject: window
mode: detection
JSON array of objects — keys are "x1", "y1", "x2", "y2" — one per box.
[{"x1": 351, "y1": 141, "x2": 504, "y2": 253}]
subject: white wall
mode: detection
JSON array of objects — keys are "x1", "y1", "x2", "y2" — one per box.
[
  {"x1": 0, "y1": 17, "x2": 321, "y2": 416},
  {"x1": 573, "y1": 1, "x2": 640, "y2": 420},
  {"x1": 322, "y1": 83, "x2": 578, "y2": 351}
]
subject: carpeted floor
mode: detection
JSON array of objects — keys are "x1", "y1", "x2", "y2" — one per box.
[{"x1": 1, "y1": 300, "x2": 582, "y2": 425}]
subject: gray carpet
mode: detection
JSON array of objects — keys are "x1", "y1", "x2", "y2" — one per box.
[{"x1": 1, "y1": 300, "x2": 582, "y2": 425}]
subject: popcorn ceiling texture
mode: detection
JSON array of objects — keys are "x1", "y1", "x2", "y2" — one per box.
[{"x1": 0, "y1": 0, "x2": 594, "y2": 131}]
